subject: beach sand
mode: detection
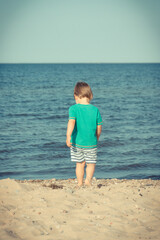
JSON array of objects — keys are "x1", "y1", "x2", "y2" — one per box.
[{"x1": 0, "y1": 178, "x2": 160, "y2": 240}]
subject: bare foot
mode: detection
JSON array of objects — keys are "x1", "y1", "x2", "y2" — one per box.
[
  {"x1": 76, "y1": 182, "x2": 83, "y2": 188},
  {"x1": 78, "y1": 184, "x2": 83, "y2": 187},
  {"x1": 85, "y1": 179, "x2": 92, "y2": 187}
]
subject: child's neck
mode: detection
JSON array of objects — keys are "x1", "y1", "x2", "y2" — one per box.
[{"x1": 76, "y1": 97, "x2": 90, "y2": 105}]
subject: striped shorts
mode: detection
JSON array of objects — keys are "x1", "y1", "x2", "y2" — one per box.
[{"x1": 70, "y1": 146, "x2": 97, "y2": 164}]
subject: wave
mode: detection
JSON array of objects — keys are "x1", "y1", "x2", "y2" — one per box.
[
  {"x1": 4, "y1": 113, "x2": 42, "y2": 118},
  {"x1": 119, "y1": 173, "x2": 160, "y2": 180},
  {"x1": 40, "y1": 115, "x2": 68, "y2": 120},
  {"x1": 0, "y1": 171, "x2": 25, "y2": 178}
]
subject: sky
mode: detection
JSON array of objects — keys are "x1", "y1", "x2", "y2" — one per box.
[{"x1": 0, "y1": 0, "x2": 160, "y2": 63}]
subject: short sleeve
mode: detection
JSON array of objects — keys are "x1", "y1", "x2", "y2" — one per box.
[
  {"x1": 97, "y1": 109, "x2": 103, "y2": 125},
  {"x1": 69, "y1": 106, "x2": 76, "y2": 120}
]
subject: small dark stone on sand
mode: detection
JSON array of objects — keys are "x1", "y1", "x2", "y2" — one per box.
[{"x1": 43, "y1": 184, "x2": 63, "y2": 189}]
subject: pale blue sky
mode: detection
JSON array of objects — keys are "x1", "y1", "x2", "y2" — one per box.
[{"x1": 0, "y1": 0, "x2": 160, "y2": 63}]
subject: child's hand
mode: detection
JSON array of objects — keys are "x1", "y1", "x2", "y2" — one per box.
[
  {"x1": 66, "y1": 136, "x2": 72, "y2": 147},
  {"x1": 96, "y1": 125, "x2": 102, "y2": 141},
  {"x1": 66, "y1": 119, "x2": 75, "y2": 147}
]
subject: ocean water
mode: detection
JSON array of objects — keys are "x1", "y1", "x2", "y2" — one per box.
[{"x1": 0, "y1": 63, "x2": 160, "y2": 180}]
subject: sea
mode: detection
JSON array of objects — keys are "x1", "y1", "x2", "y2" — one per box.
[{"x1": 0, "y1": 63, "x2": 160, "y2": 180}]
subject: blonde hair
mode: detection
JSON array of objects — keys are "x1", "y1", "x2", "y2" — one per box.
[{"x1": 74, "y1": 82, "x2": 93, "y2": 100}]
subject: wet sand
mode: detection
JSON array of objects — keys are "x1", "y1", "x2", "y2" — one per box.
[{"x1": 0, "y1": 178, "x2": 160, "y2": 240}]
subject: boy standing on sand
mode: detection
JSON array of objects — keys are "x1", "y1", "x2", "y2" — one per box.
[{"x1": 66, "y1": 82, "x2": 103, "y2": 186}]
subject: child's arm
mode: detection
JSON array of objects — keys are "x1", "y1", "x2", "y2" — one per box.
[
  {"x1": 66, "y1": 119, "x2": 75, "y2": 147},
  {"x1": 96, "y1": 125, "x2": 102, "y2": 141}
]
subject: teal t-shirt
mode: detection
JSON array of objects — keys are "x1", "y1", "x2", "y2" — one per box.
[{"x1": 69, "y1": 104, "x2": 103, "y2": 148}]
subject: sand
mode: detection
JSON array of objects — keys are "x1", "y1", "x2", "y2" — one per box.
[{"x1": 0, "y1": 178, "x2": 160, "y2": 240}]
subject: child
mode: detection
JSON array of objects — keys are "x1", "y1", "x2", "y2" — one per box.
[{"x1": 66, "y1": 82, "x2": 103, "y2": 186}]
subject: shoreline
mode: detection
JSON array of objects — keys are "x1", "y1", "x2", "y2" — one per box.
[
  {"x1": 16, "y1": 177, "x2": 160, "y2": 188},
  {"x1": 0, "y1": 178, "x2": 160, "y2": 240}
]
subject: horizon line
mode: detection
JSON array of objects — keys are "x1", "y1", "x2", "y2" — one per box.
[{"x1": 0, "y1": 62, "x2": 160, "y2": 64}]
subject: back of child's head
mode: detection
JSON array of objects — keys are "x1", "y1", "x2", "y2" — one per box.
[{"x1": 74, "y1": 82, "x2": 93, "y2": 100}]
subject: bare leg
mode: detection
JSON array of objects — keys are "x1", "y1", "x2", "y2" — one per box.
[
  {"x1": 76, "y1": 161, "x2": 85, "y2": 186},
  {"x1": 85, "y1": 163, "x2": 96, "y2": 186}
]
